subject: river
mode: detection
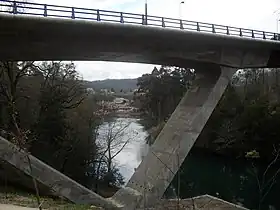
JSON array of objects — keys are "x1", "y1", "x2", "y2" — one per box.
[
  {"x1": 96, "y1": 117, "x2": 149, "y2": 183},
  {"x1": 97, "y1": 117, "x2": 280, "y2": 210}
]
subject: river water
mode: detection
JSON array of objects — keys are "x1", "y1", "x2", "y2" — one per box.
[
  {"x1": 97, "y1": 117, "x2": 149, "y2": 183},
  {"x1": 97, "y1": 117, "x2": 280, "y2": 210}
]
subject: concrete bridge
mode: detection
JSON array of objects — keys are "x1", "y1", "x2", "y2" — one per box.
[{"x1": 0, "y1": 1, "x2": 280, "y2": 209}]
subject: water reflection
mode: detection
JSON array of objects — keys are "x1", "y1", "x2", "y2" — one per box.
[{"x1": 97, "y1": 117, "x2": 148, "y2": 183}]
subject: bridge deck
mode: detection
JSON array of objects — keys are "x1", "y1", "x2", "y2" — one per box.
[{"x1": 0, "y1": 0, "x2": 280, "y2": 68}]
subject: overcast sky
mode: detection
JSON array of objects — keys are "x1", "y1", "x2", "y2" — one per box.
[{"x1": 33, "y1": 0, "x2": 280, "y2": 81}]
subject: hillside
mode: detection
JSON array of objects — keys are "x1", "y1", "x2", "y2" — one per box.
[{"x1": 84, "y1": 78, "x2": 137, "y2": 92}]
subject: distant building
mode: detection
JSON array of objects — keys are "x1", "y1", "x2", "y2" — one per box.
[
  {"x1": 86, "y1": 88, "x2": 96, "y2": 94},
  {"x1": 100, "y1": 88, "x2": 115, "y2": 95}
]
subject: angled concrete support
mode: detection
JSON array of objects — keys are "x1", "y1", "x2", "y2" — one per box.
[
  {"x1": 112, "y1": 66, "x2": 237, "y2": 209},
  {"x1": 0, "y1": 137, "x2": 120, "y2": 209}
]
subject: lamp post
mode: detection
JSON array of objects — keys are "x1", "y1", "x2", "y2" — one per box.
[
  {"x1": 179, "y1": 1, "x2": 184, "y2": 20},
  {"x1": 273, "y1": 9, "x2": 280, "y2": 33},
  {"x1": 145, "y1": 0, "x2": 148, "y2": 25},
  {"x1": 277, "y1": 19, "x2": 280, "y2": 34}
]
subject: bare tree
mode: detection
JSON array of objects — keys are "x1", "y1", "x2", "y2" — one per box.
[
  {"x1": 35, "y1": 61, "x2": 85, "y2": 110},
  {"x1": 0, "y1": 61, "x2": 35, "y2": 144},
  {"x1": 0, "y1": 61, "x2": 42, "y2": 210},
  {"x1": 94, "y1": 117, "x2": 138, "y2": 191},
  {"x1": 248, "y1": 146, "x2": 280, "y2": 210},
  {"x1": 100, "y1": 120, "x2": 130, "y2": 172},
  {"x1": 31, "y1": 61, "x2": 88, "y2": 178}
]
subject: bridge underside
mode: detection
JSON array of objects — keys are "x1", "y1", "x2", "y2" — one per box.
[{"x1": 0, "y1": 14, "x2": 280, "y2": 68}]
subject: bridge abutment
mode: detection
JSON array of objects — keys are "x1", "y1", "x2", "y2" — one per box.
[{"x1": 112, "y1": 66, "x2": 237, "y2": 209}]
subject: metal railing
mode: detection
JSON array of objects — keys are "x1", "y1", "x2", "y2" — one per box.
[{"x1": 0, "y1": 0, "x2": 279, "y2": 41}]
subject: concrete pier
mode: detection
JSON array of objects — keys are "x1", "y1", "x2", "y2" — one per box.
[{"x1": 112, "y1": 66, "x2": 237, "y2": 209}]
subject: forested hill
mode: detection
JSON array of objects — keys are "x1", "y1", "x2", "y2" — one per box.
[{"x1": 84, "y1": 78, "x2": 137, "y2": 92}]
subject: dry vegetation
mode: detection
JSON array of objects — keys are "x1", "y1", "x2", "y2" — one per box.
[{"x1": 0, "y1": 187, "x2": 103, "y2": 210}]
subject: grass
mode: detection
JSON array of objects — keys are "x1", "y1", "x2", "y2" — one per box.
[{"x1": 0, "y1": 187, "x2": 103, "y2": 210}]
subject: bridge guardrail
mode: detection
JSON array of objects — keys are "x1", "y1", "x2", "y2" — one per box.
[{"x1": 0, "y1": 0, "x2": 279, "y2": 41}]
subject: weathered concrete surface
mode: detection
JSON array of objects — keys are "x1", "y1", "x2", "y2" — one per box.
[
  {"x1": 0, "y1": 137, "x2": 121, "y2": 209},
  {"x1": 137, "y1": 195, "x2": 249, "y2": 210},
  {"x1": 0, "y1": 160, "x2": 54, "y2": 196},
  {"x1": 112, "y1": 66, "x2": 237, "y2": 209},
  {"x1": 0, "y1": 14, "x2": 280, "y2": 68}
]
